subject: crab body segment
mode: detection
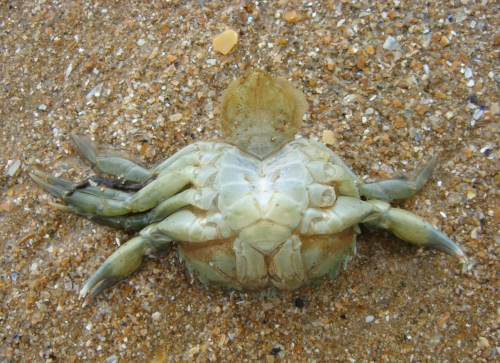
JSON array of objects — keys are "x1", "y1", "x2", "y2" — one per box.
[{"x1": 31, "y1": 70, "x2": 466, "y2": 305}]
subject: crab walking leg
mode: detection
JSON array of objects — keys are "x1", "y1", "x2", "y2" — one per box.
[
  {"x1": 155, "y1": 149, "x2": 225, "y2": 177},
  {"x1": 154, "y1": 210, "x2": 232, "y2": 242},
  {"x1": 80, "y1": 223, "x2": 173, "y2": 306},
  {"x1": 305, "y1": 162, "x2": 360, "y2": 198},
  {"x1": 32, "y1": 162, "x2": 217, "y2": 217},
  {"x1": 80, "y1": 209, "x2": 232, "y2": 304},
  {"x1": 87, "y1": 213, "x2": 154, "y2": 232},
  {"x1": 362, "y1": 199, "x2": 467, "y2": 263},
  {"x1": 358, "y1": 155, "x2": 438, "y2": 201},
  {"x1": 300, "y1": 196, "x2": 376, "y2": 235},
  {"x1": 151, "y1": 141, "x2": 229, "y2": 175},
  {"x1": 72, "y1": 133, "x2": 153, "y2": 183},
  {"x1": 89, "y1": 188, "x2": 219, "y2": 231},
  {"x1": 30, "y1": 169, "x2": 132, "y2": 216},
  {"x1": 323, "y1": 146, "x2": 363, "y2": 186},
  {"x1": 123, "y1": 166, "x2": 211, "y2": 212}
]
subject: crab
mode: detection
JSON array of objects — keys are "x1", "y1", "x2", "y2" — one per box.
[{"x1": 31, "y1": 69, "x2": 467, "y2": 306}]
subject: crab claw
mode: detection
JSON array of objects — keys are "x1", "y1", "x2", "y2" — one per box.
[
  {"x1": 29, "y1": 169, "x2": 75, "y2": 199},
  {"x1": 30, "y1": 169, "x2": 132, "y2": 216},
  {"x1": 363, "y1": 200, "x2": 467, "y2": 267},
  {"x1": 80, "y1": 235, "x2": 153, "y2": 306}
]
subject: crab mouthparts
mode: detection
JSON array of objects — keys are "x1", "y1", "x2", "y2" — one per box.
[{"x1": 239, "y1": 131, "x2": 283, "y2": 159}]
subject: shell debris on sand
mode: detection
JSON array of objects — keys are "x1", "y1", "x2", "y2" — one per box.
[{"x1": 1, "y1": 0, "x2": 499, "y2": 362}]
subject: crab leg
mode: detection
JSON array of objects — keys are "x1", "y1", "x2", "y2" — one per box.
[
  {"x1": 89, "y1": 187, "x2": 219, "y2": 231},
  {"x1": 80, "y1": 209, "x2": 232, "y2": 305},
  {"x1": 87, "y1": 213, "x2": 153, "y2": 231},
  {"x1": 72, "y1": 133, "x2": 153, "y2": 183},
  {"x1": 31, "y1": 160, "x2": 218, "y2": 217},
  {"x1": 322, "y1": 145, "x2": 363, "y2": 186},
  {"x1": 152, "y1": 142, "x2": 228, "y2": 176},
  {"x1": 154, "y1": 210, "x2": 232, "y2": 242},
  {"x1": 305, "y1": 161, "x2": 360, "y2": 198},
  {"x1": 30, "y1": 169, "x2": 132, "y2": 216},
  {"x1": 79, "y1": 223, "x2": 173, "y2": 306},
  {"x1": 32, "y1": 167, "x2": 219, "y2": 231},
  {"x1": 300, "y1": 196, "x2": 466, "y2": 264},
  {"x1": 358, "y1": 155, "x2": 438, "y2": 201},
  {"x1": 362, "y1": 199, "x2": 467, "y2": 263},
  {"x1": 300, "y1": 196, "x2": 376, "y2": 235}
]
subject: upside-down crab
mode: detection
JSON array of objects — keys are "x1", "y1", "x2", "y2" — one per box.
[{"x1": 31, "y1": 69, "x2": 466, "y2": 306}]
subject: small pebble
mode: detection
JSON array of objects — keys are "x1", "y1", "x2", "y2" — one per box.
[
  {"x1": 166, "y1": 54, "x2": 177, "y2": 63},
  {"x1": 262, "y1": 302, "x2": 274, "y2": 311},
  {"x1": 380, "y1": 163, "x2": 394, "y2": 173},
  {"x1": 478, "y1": 337, "x2": 490, "y2": 348},
  {"x1": 439, "y1": 35, "x2": 450, "y2": 47},
  {"x1": 393, "y1": 117, "x2": 406, "y2": 128},
  {"x1": 493, "y1": 33, "x2": 500, "y2": 46},
  {"x1": 270, "y1": 347, "x2": 281, "y2": 355},
  {"x1": 0, "y1": 201, "x2": 12, "y2": 212},
  {"x1": 294, "y1": 297, "x2": 305, "y2": 308},
  {"x1": 427, "y1": 334, "x2": 441, "y2": 349},
  {"x1": 188, "y1": 346, "x2": 200, "y2": 357},
  {"x1": 490, "y1": 102, "x2": 499, "y2": 115},
  {"x1": 366, "y1": 315, "x2": 375, "y2": 323},
  {"x1": 169, "y1": 113, "x2": 183, "y2": 122},
  {"x1": 84, "y1": 62, "x2": 94, "y2": 71},
  {"x1": 213, "y1": 29, "x2": 238, "y2": 55},
  {"x1": 322, "y1": 130, "x2": 336, "y2": 145},
  {"x1": 283, "y1": 11, "x2": 302, "y2": 23}
]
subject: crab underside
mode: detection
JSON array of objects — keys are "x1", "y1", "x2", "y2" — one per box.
[{"x1": 31, "y1": 70, "x2": 466, "y2": 306}]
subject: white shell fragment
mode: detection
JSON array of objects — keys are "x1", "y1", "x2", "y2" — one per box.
[
  {"x1": 383, "y1": 36, "x2": 398, "y2": 50},
  {"x1": 86, "y1": 83, "x2": 103, "y2": 99},
  {"x1": 151, "y1": 312, "x2": 161, "y2": 321},
  {"x1": 7, "y1": 160, "x2": 21, "y2": 177}
]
